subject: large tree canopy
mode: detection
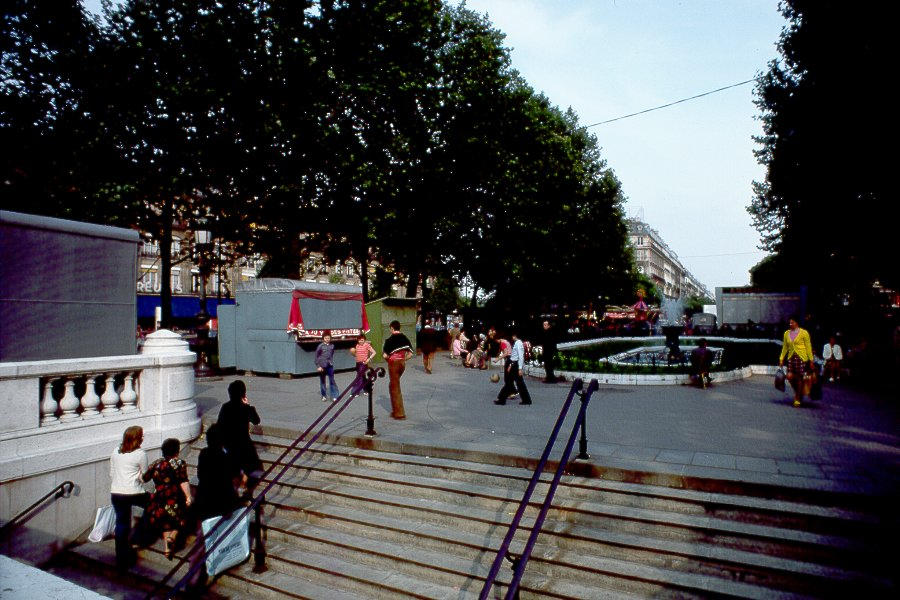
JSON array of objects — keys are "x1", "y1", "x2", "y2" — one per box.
[
  {"x1": 749, "y1": 0, "x2": 894, "y2": 326},
  {"x1": 2, "y1": 1, "x2": 639, "y2": 321}
]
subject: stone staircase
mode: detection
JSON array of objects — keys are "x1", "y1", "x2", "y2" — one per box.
[{"x1": 52, "y1": 430, "x2": 895, "y2": 599}]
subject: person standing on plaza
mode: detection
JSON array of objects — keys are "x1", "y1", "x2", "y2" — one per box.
[
  {"x1": 495, "y1": 329, "x2": 532, "y2": 406},
  {"x1": 540, "y1": 320, "x2": 559, "y2": 383},
  {"x1": 419, "y1": 319, "x2": 438, "y2": 374},
  {"x1": 217, "y1": 380, "x2": 262, "y2": 495},
  {"x1": 778, "y1": 315, "x2": 815, "y2": 407},
  {"x1": 315, "y1": 330, "x2": 341, "y2": 402},
  {"x1": 109, "y1": 425, "x2": 149, "y2": 571},
  {"x1": 382, "y1": 320, "x2": 413, "y2": 419},
  {"x1": 350, "y1": 333, "x2": 376, "y2": 378},
  {"x1": 822, "y1": 335, "x2": 843, "y2": 382}
]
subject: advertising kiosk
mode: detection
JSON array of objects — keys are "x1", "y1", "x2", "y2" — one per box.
[{"x1": 218, "y1": 279, "x2": 369, "y2": 376}]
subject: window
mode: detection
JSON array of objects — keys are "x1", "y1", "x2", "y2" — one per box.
[
  {"x1": 138, "y1": 267, "x2": 159, "y2": 293},
  {"x1": 171, "y1": 268, "x2": 182, "y2": 293},
  {"x1": 141, "y1": 241, "x2": 159, "y2": 257}
]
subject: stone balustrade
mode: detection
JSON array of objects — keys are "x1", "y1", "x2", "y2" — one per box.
[{"x1": 0, "y1": 329, "x2": 202, "y2": 564}]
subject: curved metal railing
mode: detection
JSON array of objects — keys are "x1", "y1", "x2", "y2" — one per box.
[
  {"x1": 0, "y1": 480, "x2": 75, "y2": 537},
  {"x1": 479, "y1": 377, "x2": 599, "y2": 599}
]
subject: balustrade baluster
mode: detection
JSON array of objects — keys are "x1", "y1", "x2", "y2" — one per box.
[
  {"x1": 81, "y1": 374, "x2": 101, "y2": 417},
  {"x1": 120, "y1": 372, "x2": 138, "y2": 412},
  {"x1": 40, "y1": 379, "x2": 59, "y2": 425},
  {"x1": 101, "y1": 373, "x2": 120, "y2": 415},
  {"x1": 58, "y1": 378, "x2": 81, "y2": 421}
]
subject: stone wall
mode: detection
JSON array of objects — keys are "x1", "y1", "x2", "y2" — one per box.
[{"x1": 0, "y1": 330, "x2": 201, "y2": 565}]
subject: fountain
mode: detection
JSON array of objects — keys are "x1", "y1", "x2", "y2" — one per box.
[{"x1": 659, "y1": 297, "x2": 685, "y2": 362}]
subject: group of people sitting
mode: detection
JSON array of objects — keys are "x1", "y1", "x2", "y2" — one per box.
[
  {"x1": 450, "y1": 327, "x2": 511, "y2": 369},
  {"x1": 108, "y1": 379, "x2": 262, "y2": 584}
]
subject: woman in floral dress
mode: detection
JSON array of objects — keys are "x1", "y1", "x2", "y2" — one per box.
[{"x1": 142, "y1": 438, "x2": 193, "y2": 558}]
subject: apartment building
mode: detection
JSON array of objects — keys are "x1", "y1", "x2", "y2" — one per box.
[{"x1": 627, "y1": 219, "x2": 711, "y2": 300}]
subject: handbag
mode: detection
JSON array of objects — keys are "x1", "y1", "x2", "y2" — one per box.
[
  {"x1": 809, "y1": 367, "x2": 823, "y2": 400},
  {"x1": 88, "y1": 505, "x2": 116, "y2": 543},
  {"x1": 201, "y1": 510, "x2": 251, "y2": 577},
  {"x1": 774, "y1": 368, "x2": 786, "y2": 392}
]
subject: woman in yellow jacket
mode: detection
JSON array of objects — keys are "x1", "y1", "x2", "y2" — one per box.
[{"x1": 779, "y1": 315, "x2": 815, "y2": 407}]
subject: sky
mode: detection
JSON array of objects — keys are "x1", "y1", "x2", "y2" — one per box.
[{"x1": 455, "y1": 0, "x2": 786, "y2": 292}]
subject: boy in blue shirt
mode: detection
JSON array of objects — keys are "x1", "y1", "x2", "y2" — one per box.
[{"x1": 315, "y1": 330, "x2": 341, "y2": 401}]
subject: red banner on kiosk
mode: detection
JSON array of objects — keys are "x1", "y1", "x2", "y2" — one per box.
[{"x1": 287, "y1": 290, "x2": 370, "y2": 340}]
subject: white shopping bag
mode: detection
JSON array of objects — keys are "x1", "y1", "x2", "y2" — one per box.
[
  {"x1": 201, "y1": 511, "x2": 251, "y2": 577},
  {"x1": 88, "y1": 505, "x2": 116, "y2": 542}
]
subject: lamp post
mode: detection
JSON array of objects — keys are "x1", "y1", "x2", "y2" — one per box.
[{"x1": 194, "y1": 226, "x2": 213, "y2": 378}]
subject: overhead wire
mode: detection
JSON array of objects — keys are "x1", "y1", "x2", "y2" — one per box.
[{"x1": 584, "y1": 76, "x2": 763, "y2": 128}]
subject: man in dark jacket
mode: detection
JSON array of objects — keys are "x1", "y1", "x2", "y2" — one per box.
[
  {"x1": 217, "y1": 380, "x2": 262, "y2": 494},
  {"x1": 541, "y1": 320, "x2": 558, "y2": 383}
]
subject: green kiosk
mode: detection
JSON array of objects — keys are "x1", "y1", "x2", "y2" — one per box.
[{"x1": 364, "y1": 297, "x2": 419, "y2": 363}]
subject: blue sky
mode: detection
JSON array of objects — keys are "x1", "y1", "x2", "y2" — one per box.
[{"x1": 457, "y1": 0, "x2": 786, "y2": 291}]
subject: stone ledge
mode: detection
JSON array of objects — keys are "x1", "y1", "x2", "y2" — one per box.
[{"x1": 523, "y1": 364, "x2": 778, "y2": 385}]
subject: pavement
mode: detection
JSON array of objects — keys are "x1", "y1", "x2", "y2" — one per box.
[{"x1": 192, "y1": 354, "x2": 900, "y2": 498}]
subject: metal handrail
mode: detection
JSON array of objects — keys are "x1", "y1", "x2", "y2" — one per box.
[
  {"x1": 146, "y1": 368, "x2": 376, "y2": 599},
  {"x1": 479, "y1": 378, "x2": 599, "y2": 599},
  {"x1": 0, "y1": 481, "x2": 75, "y2": 537}
]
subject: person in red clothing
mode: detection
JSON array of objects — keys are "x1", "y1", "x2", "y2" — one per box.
[{"x1": 350, "y1": 333, "x2": 377, "y2": 377}]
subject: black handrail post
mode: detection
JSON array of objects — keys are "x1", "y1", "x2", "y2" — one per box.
[
  {"x1": 364, "y1": 366, "x2": 384, "y2": 437},
  {"x1": 504, "y1": 552, "x2": 522, "y2": 600},
  {"x1": 251, "y1": 496, "x2": 266, "y2": 573},
  {"x1": 575, "y1": 388, "x2": 590, "y2": 461}
]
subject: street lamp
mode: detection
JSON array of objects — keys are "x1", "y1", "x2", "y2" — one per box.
[
  {"x1": 194, "y1": 228, "x2": 211, "y2": 323},
  {"x1": 194, "y1": 225, "x2": 213, "y2": 378}
]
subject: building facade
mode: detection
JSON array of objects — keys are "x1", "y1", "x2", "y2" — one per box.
[{"x1": 627, "y1": 219, "x2": 711, "y2": 300}]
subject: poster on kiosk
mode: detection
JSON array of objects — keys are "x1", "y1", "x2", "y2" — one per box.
[{"x1": 217, "y1": 279, "x2": 369, "y2": 376}]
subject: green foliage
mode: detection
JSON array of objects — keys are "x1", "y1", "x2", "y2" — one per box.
[
  {"x1": 2, "y1": 1, "x2": 636, "y2": 323},
  {"x1": 749, "y1": 0, "x2": 893, "y2": 327}
]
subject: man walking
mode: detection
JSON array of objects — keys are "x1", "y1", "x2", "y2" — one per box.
[
  {"x1": 382, "y1": 320, "x2": 413, "y2": 419},
  {"x1": 540, "y1": 320, "x2": 558, "y2": 383},
  {"x1": 495, "y1": 329, "x2": 532, "y2": 406}
]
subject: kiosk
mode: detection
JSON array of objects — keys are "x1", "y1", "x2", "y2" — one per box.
[{"x1": 218, "y1": 279, "x2": 369, "y2": 376}]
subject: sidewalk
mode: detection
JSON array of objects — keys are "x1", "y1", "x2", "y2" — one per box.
[{"x1": 193, "y1": 354, "x2": 900, "y2": 497}]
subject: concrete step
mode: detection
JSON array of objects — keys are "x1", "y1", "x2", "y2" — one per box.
[
  {"x1": 244, "y1": 464, "x2": 869, "y2": 568},
  {"x1": 186, "y1": 445, "x2": 874, "y2": 567},
  {"x1": 63, "y1": 533, "x2": 368, "y2": 600},
  {"x1": 170, "y1": 433, "x2": 895, "y2": 598},
  {"x1": 244, "y1": 437, "x2": 882, "y2": 537},
  {"x1": 196, "y1": 416, "x2": 887, "y2": 509},
  {"x1": 261, "y1": 488, "x2": 888, "y2": 598},
  {"x1": 260, "y1": 496, "x2": 885, "y2": 596}
]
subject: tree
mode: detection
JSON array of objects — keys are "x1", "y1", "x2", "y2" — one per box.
[
  {"x1": 1, "y1": 1, "x2": 113, "y2": 218},
  {"x1": 749, "y1": 0, "x2": 893, "y2": 328}
]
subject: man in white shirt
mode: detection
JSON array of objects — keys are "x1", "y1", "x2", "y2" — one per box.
[
  {"x1": 822, "y1": 336, "x2": 843, "y2": 382},
  {"x1": 495, "y1": 330, "x2": 532, "y2": 405}
]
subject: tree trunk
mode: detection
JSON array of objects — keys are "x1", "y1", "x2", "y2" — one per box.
[
  {"x1": 359, "y1": 254, "x2": 370, "y2": 303},
  {"x1": 470, "y1": 284, "x2": 479, "y2": 308},
  {"x1": 405, "y1": 269, "x2": 420, "y2": 298},
  {"x1": 160, "y1": 198, "x2": 173, "y2": 329}
]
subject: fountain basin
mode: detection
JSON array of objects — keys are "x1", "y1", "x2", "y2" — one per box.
[{"x1": 605, "y1": 345, "x2": 723, "y2": 367}]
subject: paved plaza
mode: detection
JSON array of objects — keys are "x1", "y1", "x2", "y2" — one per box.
[{"x1": 194, "y1": 354, "x2": 899, "y2": 497}]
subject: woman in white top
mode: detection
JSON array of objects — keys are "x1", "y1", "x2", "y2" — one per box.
[
  {"x1": 822, "y1": 336, "x2": 843, "y2": 382},
  {"x1": 109, "y1": 425, "x2": 149, "y2": 570}
]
